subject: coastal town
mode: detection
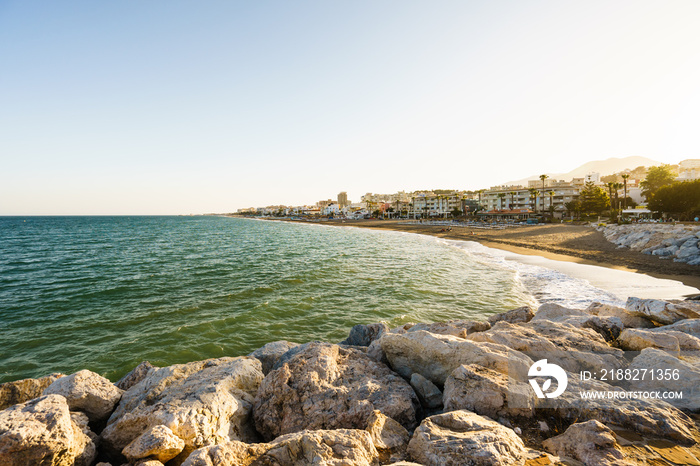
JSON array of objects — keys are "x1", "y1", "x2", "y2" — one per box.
[{"x1": 234, "y1": 159, "x2": 700, "y2": 222}]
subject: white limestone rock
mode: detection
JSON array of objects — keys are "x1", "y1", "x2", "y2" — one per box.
[
  {"x1": 530, "y1": 302, "x2": 591, "y2": 323},
  {"x1": 101, "y1": 356, "x2": 263, "y2": 460},
  {"x1": 469, "y1": 320, "x2": 627, "y2": 373},
  {"x1": 626, "y1": 297, "x2": 700, "y2": 325},
  {"x1": 539, "y1": 372, "x2": 698, "y2": 444},
  {"x1": 626, "y1": 348, "x2": 700, "y2": 411},
  {"x1": 379, "y1": 330, "x2": 533, "y2": 386},
  {"x1": 182, "y1": 429, "x2": 379, "y2": 466},
  {"x1": 253, "y1": 342, "x2": 419, "y2": 441},
  {"x1": 543, "y1": 420, "x2": 627, "y2": 466},
  {"x1": 407, "y1": 410, "x2": 526, "y2": 466},
  {"x1": 488, "y1": 305, "x2": 535, "y2": 325},
  {"x1": 0, "y1": 373, "x2": 64, "y2": 411},
  {"x1": 122, "y1": 424, "x2": 186, "y2": 463},
  {"x1": 586, "y1": 302, "x2": 655, "y2": 328},
  {"x1": 43, "y1": 369, "x2": 123, "y2": 423},
  {"x1": 0, "y1": 394, "x2": 96, "y2": 466},
  {"x1": 617, "y1": 328, "x2": 700, "y2": 355},
  {"x1": 443, "y1": 364, "x2": 535, "y2": 419},
  {"x1": 366, "y1": 410, "x2": 409, "y2": 464},
  {"x1": 406, "y1": 320, "x2": 490, "y2": 338},
  {"x1": 650, "y1": 318, "x2": 700, "y2": 338}
]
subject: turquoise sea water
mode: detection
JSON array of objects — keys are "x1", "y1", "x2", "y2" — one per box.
[{"x1": 1, "y1": 216, "x2": 534, "y2": 383}]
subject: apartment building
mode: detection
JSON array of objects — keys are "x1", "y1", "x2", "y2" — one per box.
[
  {"x1": 410, "y1": 192, "x2": 472, "y2": 217},
  {"x1": 482, "y1": 179, "x2": 584, "y2": 217},
  {"x1": 678, "y1": 159, "x2": 700, "y2": 181},
  {"x1": 361, "y1": 191, "x2": 412, "y2": 204}
]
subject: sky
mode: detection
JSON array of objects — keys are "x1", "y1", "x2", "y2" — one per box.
[{"x1": 2, "y1": 0, "x2": 700, "y2": 215}]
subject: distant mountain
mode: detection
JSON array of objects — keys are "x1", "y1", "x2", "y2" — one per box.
[{"x1": 502, "y1": 156, "x2": 662, "y2": 186}]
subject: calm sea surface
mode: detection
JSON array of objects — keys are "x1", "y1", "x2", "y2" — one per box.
[{"x1": 1, "y1": 216, "x2": 541, "y2": 383}]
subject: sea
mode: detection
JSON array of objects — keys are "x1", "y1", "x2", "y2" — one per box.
[{"x1": 0, "y1": 216, "x2": 695, "y2": 384}]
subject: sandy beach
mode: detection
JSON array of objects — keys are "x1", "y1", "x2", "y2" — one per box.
[{"x1": 312, "y1": 219, "x2": 700, "y2": 292}]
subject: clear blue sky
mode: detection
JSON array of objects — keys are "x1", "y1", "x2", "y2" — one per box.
[{"x1": 2, "y1": 0, "x2": 699, "y2": 214}]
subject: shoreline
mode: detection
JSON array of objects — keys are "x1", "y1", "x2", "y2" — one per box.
[
  {"x1": 263, "y1": 218, "x2": 700, "y2": 292},
  {"x1": 3, "y1": 296, "x2": 700, "y2": 464}
]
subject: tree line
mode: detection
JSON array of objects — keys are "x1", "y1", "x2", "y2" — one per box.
[{"x1": 565, "y1": 165, "x2": 699, "y2": 221}]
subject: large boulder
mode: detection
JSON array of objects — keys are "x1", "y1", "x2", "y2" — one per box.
[
  {"x1": 341, "y1": 323, "x2": 390, "y2": 346},
  {"x1": 367, "y1": 339, "x2": 388, "y2": 365},
  {"x1": 122, "y1": 424, "x2": 186, "y2": 464},
  {"x1": 116, "y1": 361, "x2": 157, "y2": 391},
  {"x1": 626, "y1": 348, "x2": 700, "y2": 411},
  {"x1": 657, "y1": 319, "x2": 700, "y2": 338},
  {"x1": 366, "y1": 410, "x2": 409, "y2": 464},
  {"x1": 626, "y1": 297, "x2": 700, "y2": 325},
  {"x1": 586, "y1": 302, "x2": 655, "y2": 328},
  {"x1": 0, "y1": 373, "x2": 64, "y2": 411},
  {"x1": 469, "y1": 320, "x2": 627, "y2": 374},
  {"x1": 539, "y1": 372, "x2": 698, "y2": 444},
  {"x1": 542, "y1": 420, "x2": 627, "y2": 466},
  {"x1": 249, "y1": 340, "x2": 299, "y2": 375},
  {"x1": 407, "y1": 410, "x2": 526, "y2": 466},
  {"x1": 487, "y1": 305, "x2": 535, "y2": 325},
  {"x1": 101, "y1": 356, "x2": 263, "y2": 460},
  {"x1": 43, "y1": 369, "x2": 123, "y2": 423},
  {"x1": 581, "y1": 316, "x2": 624, "y2": 342},
  {"x1": 406, "y1": 320, "x2": 490, "y2": 339},
  {"x1": 253, "y1": 342, "x2": 419, "y2": 441},
  {"x1": 0, "y1": 394, "x2": 96, "y2": 466},
  {"x1": 379, "y1": 330, "x2": 533, "y2": 386},
  {"x1": 409, "y1": 373, "x2": 442, "y2": 409},
  {"x1": 617, "y1": 328, "x2": 700, "y2": 354},
  {"x1": 443, "y1": 364, "x2": 535, "y2": 419},
  {"x1": 182, "y1": 429, "x2": 379, "y2": 466},
  {"x1": 530, "y1": 303, "x2": 591, "y2": 323}
]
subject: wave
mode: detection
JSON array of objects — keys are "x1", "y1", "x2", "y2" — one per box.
[{"x1": 442, "y1": 239, "x2": 697, "y2": 309}]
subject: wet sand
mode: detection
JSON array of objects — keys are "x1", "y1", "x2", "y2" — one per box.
[{"x1": 316, "y1": 219, "x2": 700, "y2": 292}]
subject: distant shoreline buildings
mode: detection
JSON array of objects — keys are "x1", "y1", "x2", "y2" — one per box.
[{"x1": 235, "y1": 159, "x2": 700, "y2": 220}]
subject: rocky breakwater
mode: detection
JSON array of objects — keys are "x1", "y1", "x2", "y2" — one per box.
[
  {"x1": 599, "y1": 223, "x2": 700, "y2": 265},
  {"x1": 1, "y1": 298, "x2": 700, "y2": 465}
]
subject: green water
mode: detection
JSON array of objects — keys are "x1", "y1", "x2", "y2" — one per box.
[{"x1": 0, "y1": 216, "x2": 531, "y2": 383}]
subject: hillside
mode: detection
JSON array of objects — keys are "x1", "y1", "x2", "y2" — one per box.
[{"x1": 503, "y1": 156, "x2": 661, "y2": 186}]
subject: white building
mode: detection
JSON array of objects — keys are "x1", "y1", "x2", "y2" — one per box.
[
  {"x1": 324, "y1": 203, "x2": 340, "y2": 215},
  {"x1": 584, "y1": 172, "x2": 601, "y2": 184},
  {"x1": 677, "y1": 159, "x2": 700, "y2": 181},
  {"x1": 410, "y1": 193, "x2": 466, "y2": 217},
  {"x1": 481, "y1": 179, "x2": 584, "y2": 218}
]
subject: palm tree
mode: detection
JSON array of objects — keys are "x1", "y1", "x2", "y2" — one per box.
[
  {"x1": 497, "y1": 193, "x2": 506, "y2": 210},
  {"x1": 548, "y1": 191, "x2": 556, "y2": 214},
  {"x1": 539, "y1": 175, "x2": 549, "y2": 214},
  {"x1": 613, "y1": 182, "x2": 623, "y2": 211},
  {"x1": 528, "y1": 188, "x2": 539, "y2": 213},
  {"x1": 606, "y1": 182, "x2": 615, "y2": 212},
  {"x1": 621, "y1": 174, "x2": 629, "y2": 209},
  {"x1": 411, "y1": 196, "x2": 416, "y2": 219},
  {"x1": 509, "y1": 191, "x2": 516, "y2": 210},
  {"x1": 365, "y1": 199, "x2": 373, "y2": 217},
  {"x1": 477, "y1": 189, "x2": 485, "y2": 210}
]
